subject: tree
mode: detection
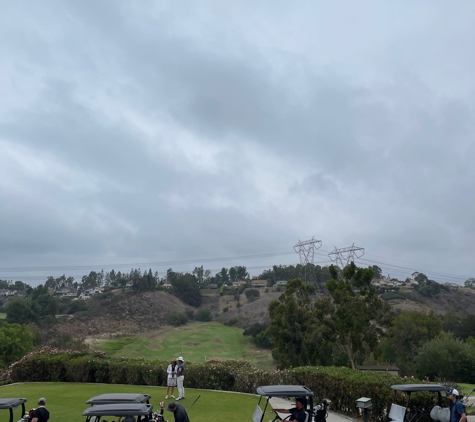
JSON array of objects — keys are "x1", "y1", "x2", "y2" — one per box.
[
  {"x1": 0, "y1": 323, "x2": 34, "y2": 366},
  {"x1": 229, "y1": 267, "x2": 237, "y2": 283},
  {"x1": 192, "y1": 266, "x2": 204, "y2": 283},
  {"x1": 370, "y1": 265, "x2": 382, "y2": 279},
  {"x1": 320, "y1": 263, "x2": 393, "y2": 369},
  {"x1": 6, "y1": 297, "x2": 38, "y2": 325},
  {"x1": 380, "y1": 310, "x2": 442, "y2": 375},
  {"x1": 80, "y1": 271, "x2": 99, "y2": 291},
  {"x1": 13, "y1": 280, "x2": 31, "y2": 291},
  {"x1": 416, "y1": 332, "x2": 475, "y2": 383},
  {"x1": 219, "y1": 268, "x2": 229, "y2": 286},
  {"x1": 170, "y1": 273, "x2": 202, "y2": 307},
  {"x1": 267, "y1": 278, "x2": 319, "y2": 368},
  {"x1": 235, "y1": 266, "x2": 249, "y2": 281}
]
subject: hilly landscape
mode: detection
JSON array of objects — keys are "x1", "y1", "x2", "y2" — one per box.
[{"x1": 47, "y1": 284, "x2": 475, "y2": 345}]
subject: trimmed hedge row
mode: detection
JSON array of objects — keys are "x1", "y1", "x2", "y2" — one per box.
[{"x1": 2, "y1": 350, "x2": 437, "y2": 421}]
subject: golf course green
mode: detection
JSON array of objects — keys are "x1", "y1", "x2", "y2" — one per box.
[{"x1": 0, "y1": 382, "x2": 261, "y2": 422}]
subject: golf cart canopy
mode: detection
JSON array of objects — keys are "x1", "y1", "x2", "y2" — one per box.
[
  {"x1": 0, "y1": 398, "x2": 27, "y2": 422},
  {"x1": 256, "y1": 385, "x2": 315, "y2": 397},
  {"x1": 0, "y1": 399, "x2": 27, "y2": 409},
  {"x1": 86, "y1": 393, "x2": 151, "y2": 405},
  {"x1": 391, "y1": 384, "x2": 447, "y2": 393},
  {"x1": 82, "y1": 403, "x2": 153, "y2": 417}
]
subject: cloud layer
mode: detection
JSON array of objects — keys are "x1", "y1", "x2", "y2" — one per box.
[{"x1": 1, "y1": 0, "x2": 474, "y2": 284}]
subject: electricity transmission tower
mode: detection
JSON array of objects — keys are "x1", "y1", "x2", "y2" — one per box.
[
  {"x1": 328, "y1": 243, "x2": 365, "y2": 268},
  {"x1": 294, "y1": 237, "x2": 322, "y2": 284}
]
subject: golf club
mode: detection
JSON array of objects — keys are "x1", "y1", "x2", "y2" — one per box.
[{"x1": 187, "y1": 395, "x2": 201, "y2": 412}]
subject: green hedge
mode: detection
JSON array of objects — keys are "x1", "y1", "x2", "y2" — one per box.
[{"x1": 1, "y1": 350, "x2": 436, "y2": 421}]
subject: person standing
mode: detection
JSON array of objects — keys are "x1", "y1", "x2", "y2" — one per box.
[
  {"x1": 166, "y1": 402, "x2": 190, "y2": 422},
  {"x1": 31, "y1": 398, "x2": 49, "y2": 422},
  {"x1": 176, "y1": 356, "x2": 185, "y2": 400},
  {"x1": 448, "y1": 388, "x2": 467, "y2": 422},
  {"x1": 166, "y1": 358, "x2": 177, "y2": 399}
]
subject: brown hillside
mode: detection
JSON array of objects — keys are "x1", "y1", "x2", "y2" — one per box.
[{"x1": 50, "y1": 291, "x2": 189, "y2": 338}]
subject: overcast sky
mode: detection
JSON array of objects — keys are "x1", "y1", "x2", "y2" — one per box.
[{"x1": 1, "y1": 1, "x2": 474, "y2": 286}]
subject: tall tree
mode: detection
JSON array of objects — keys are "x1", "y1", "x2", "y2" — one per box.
[
  {"x1": 370, "y1": 265, "x2": 383, "y2": 279},
  {"x1": 319, "y1": 263, "x2": 392, "y2": 369},
  {"x1": 229, "y1": 267, "x2": 237, "y2": 282},
  {"x1": 380, "y1": 310, "x2": 442, "y2": 375},
  {"x1": 192, "y1": 266, "x2": 204, "y2": 283},
  {"x1": 267, "y1": 278, "x2": 317, "y2": 368}
]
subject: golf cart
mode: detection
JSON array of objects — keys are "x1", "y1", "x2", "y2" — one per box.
[
  {"x1": 254, "y1": 385, "x2": 328, "y2": 422},
  {"x1": 86, "y1": 394, "x2": 151, "y2": 405},
  {"x1": 0, "y1": 398, "x2": 28, "y2": 422},
  {"x1": 82, "y1": 403, "x2": 154, "y2": 422},
  {"x1": 389, "y1": 384, "x2": 449, "y2": 422}
]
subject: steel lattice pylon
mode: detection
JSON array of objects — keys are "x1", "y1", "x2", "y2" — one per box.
[
  {"x1": 328, "y1": 243, "x2": 365, "y2": 268},
  {"x1": 294, "y1": 237, "x2": 322, "y2": 284}
]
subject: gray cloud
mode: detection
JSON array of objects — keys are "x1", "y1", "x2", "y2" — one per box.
[{"x1": 1, "y1": 0, "x2": 475, "y2": 285}]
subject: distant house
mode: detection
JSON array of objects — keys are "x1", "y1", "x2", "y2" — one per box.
[
  {"x1": 125, "y1": 281, "x2": 134, "y2": 288},
  {"x1": 232, "y1": 280, "x2": 247, "y2": 287},
  {"x1": 276, "y1": 280, "x2": 287, "y2": 287},
  {"x1": 208, "y1": 284, "x2": 218, "y2": 289},
  {"x1": 356, "y1": 365, "x2": 400, "y2": 376},
  {"x1": 14, "y1": 290, "x2": 27, "y2": 297},
  {"x1": 251, "y1": 280, "x2": 267, "y2": 288},
  {"x1": 55, "y1": 287, "x2": 78, "y2": 299},
  {"x1": 0, "y1": 289, "x2": 12, "y2": 297},
  {"x1": 162, "y1": 283, "x2": 172, "y2": 289},
  {"x1": 79, "y1": 287, "x2": 103, "y2": 300}
]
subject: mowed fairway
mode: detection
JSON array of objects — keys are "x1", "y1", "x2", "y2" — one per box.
[
  {"x1": 92, "y1": 321, "x2": 275, "y2": 368},
  {"x1": 0, "y1": 382, "x2": 260, "y2": 422}
]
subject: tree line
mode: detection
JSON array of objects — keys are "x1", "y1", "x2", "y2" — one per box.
[{"x1": 263, "y1": 263, "x2": 475, "y2": 383}]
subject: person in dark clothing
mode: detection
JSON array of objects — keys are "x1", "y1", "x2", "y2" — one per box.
[
  {"x1": 271, "y1": 397, "x2": 307, "y2": 422},
  {"x1": 448, "y1": 388, "x2": 467, "y2": 422},
  {"x1": 167, "y1": 402, "x2": 191, "y2": 422},
  {"x1": 31, "y1": 398, "x2": 50, "y2": 422}
]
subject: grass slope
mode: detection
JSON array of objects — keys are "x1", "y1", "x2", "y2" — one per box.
[
  {"x1": 93, "y1": 321, "x2": 274, "y2": 368},
  {"x1": 0, "y1": 382, "x2": 259, "y2": 422}
]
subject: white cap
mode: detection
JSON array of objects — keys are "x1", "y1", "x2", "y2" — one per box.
[{"x1": 177, "y1": 356, "x2": 184, "y2": 362}]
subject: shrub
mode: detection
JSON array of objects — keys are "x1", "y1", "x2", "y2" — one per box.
[
  {"x1": 224, "y1": 318, "x2": 238, "y2": 326},
  {"x1": 245, "y1": 289, "x2": 260, "y2": 301},
  {"x1": 167, "y1": 312, "x2": 188, "y2": 326},
  {"x1": 196, "y1": 308, "x2": 212, "y2": 322},
  {"x1": 222, "y1": 307, "x2": 229, "y2": 313}
]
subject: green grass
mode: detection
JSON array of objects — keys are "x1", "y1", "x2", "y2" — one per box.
[
  {"x1": 456, "y1": 383, "x2": 475, "y2": 395},
  {"x1": 0, "y1": 382, "x2": 260, "y2": 422},
  {"x1": 381, "y1": 292, "x2": 406, "y2": 300},
  {"x1": 0, "y1": 313, "x2": 6, "y2": 319},
  {"x1": 94, "y1": 321, "x2": 275, "y2": 368}
]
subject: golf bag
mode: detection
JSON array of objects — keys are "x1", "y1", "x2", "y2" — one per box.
[{"x1": 313, "y1": 400, "x2": 328, "y2": 422}]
